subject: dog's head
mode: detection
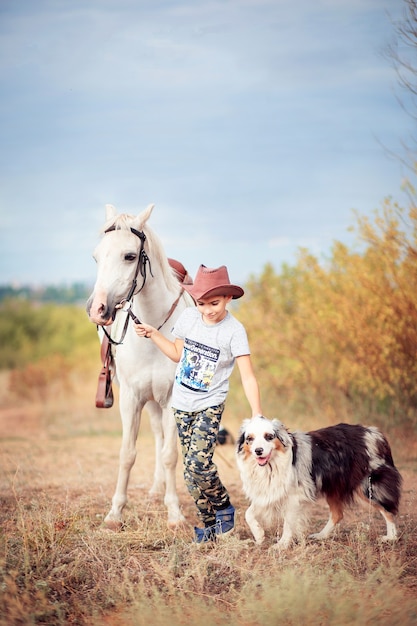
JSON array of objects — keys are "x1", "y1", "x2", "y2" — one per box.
[{"x1": 236, "y1": 415, "x2": 292, "y2": 466}]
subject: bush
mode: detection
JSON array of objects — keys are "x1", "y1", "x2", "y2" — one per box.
[{"x1": 237, "y1": 190, "x2": 417, "y2": 430}]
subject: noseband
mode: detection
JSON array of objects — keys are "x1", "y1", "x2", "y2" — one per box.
[{"x1": 101, "y1": 225, "x2": 182, "y2": 345}]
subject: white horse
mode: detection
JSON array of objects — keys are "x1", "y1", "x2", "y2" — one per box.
[{"x1": 86, "y1": 203, "x2": 192, "y2": 529}]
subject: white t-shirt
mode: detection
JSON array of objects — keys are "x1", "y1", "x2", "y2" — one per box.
[{"x1": 170, "y1": 307, "x2": 250, "y2": 412}]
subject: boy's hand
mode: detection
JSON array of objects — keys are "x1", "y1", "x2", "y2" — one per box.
[{"x1": 134, "y1": 323, "x2": 154, "y2": 338}]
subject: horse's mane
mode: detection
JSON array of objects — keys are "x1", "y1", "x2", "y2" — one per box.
[{"x1": 101, "y1": 213, "x2": 180, "y2": 292}]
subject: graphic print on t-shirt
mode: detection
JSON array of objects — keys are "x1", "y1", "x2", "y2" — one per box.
[{"x1": 176, "y1": 338, "x2": 220, "y2": 392}]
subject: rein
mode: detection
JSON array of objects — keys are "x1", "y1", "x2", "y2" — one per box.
[{"x1": 100, "y1": 225, "x2": 182, "y2": 345}]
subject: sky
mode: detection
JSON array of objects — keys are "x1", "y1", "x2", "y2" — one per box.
[{"x1": 0, "y1": 0, "x2": 414, "y2": 288}]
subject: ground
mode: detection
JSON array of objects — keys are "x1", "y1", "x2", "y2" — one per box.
[
  {"x1": 1, "y1": 394, "x2": 417, "y2": 626},
  {"x1": 0, "y1": 396, "x2": 416, "y2": 546}
]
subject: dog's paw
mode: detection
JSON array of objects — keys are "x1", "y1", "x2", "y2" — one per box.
[
  {"x1": 308, "y1": 532, "x2": 329, "y2": 541},
  {"x1": 271, "y1": 541, "x2": 291, "y2": 552},
  {"x1": 380, "y1": 534, "x2": 398, "y2": 542},
  {"x1": 248, "y1": 526, "x2": 265, "y2": 544},
  {"x1": 272, "y1": 538, "x2": 291, "y2": 550},
  {"x1": 252, "y1": 534, "x2": 265, "y2": 545}
]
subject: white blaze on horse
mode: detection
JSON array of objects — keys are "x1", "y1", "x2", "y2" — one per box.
[{"x1": 86, "y1": 203, "x2": 192, "y2": 529}]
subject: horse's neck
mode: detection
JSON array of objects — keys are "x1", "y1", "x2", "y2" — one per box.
[{"x1": 132, "y1": 275, "x2": 183, "y2": 326}]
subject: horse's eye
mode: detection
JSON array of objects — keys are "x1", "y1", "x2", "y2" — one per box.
[
  {"x1": 265, "y1": 433, "x2": 274, "y2": 441},
  {"x1": 124, "y1": 254, "x2": 137, "y2": 262}
]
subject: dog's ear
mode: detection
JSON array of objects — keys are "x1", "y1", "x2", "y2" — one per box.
[
  {"x1": 272, "y1": 419, "x2": 292, "y2": 447},
  {"x1": 236, "y1": 431, "x2": 245, "y2": 454},
  {"x1": 236, "y1": 419, "x2": 251, "y2": 453}
]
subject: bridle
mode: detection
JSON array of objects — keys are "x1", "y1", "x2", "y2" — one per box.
[{"x1": 100, "y1": 225, "x2": 183, "y2": 346}]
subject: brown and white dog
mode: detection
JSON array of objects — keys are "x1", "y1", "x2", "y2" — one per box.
[{"x1": 236, "y1": 415, "x2": 402, "y2": 549}]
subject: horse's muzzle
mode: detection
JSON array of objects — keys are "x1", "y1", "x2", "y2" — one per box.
[{"x1": 86, "y1": 292, "x2": 116, "y2": 325}]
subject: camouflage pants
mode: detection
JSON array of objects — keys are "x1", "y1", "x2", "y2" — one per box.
[{"x1": 173, "y1": 403, "x2": 230, "y2": 526}]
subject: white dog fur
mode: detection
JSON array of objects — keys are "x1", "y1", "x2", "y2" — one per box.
[{"x1": 236, "y1": 415, "x2": 402, "y2": 549}]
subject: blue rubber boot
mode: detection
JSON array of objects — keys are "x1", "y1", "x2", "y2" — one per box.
[
  {"x1": 215, "y1": 505, "x2": 235, "y2": 537},
  {"x1": 194, "y1": 525, "x2": 216, "y2": 544}
]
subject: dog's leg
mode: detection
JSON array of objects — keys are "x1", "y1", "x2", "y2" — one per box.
[
  {"x1": 245, "y1": 505, "x2": 265, "y2": 544},
  {"x1": 356, "y1": 489, "x2": 398, "y2": 541},
  {"x1": 273, "y1": 495, "x2": 301, "y2": 549},
  {"x1": 310, "y1": 496, "x2": 343, "y2": 540},
  {"x1": 379, "y1": 509, "x2": 398, "y2": 541},
  {"x1": 275, "y1": 518, "x2": 294, "y2": 549}
]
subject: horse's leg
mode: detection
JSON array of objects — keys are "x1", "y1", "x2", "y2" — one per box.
[
  {"x1": 161, "y1": 406, "x2": 185, "y2": 527},
  {"x1": 104, "y1": 389, "x2": 143, "y2": 530},
  {"x1": 146, "y1": 401, "x2": 167, "y2": 497}
]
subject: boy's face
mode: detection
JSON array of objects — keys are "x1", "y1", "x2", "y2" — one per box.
[{"x1": 195, "y1": 295, "x2": 233, "y2": 325}]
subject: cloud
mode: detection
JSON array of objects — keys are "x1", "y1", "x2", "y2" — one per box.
[{"x1": 0, "y1": 0, "x2": 411, "y2": 285}]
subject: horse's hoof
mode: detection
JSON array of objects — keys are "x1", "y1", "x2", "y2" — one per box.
[
  {"x1": 148, "y1": 490, "x2": 164, "y2": 502},
  {"x1": 167, "y1": 516, "x2": 187, "y2": 529},
  {"x1": 103, "y1": 518, "x2": 123, "y2": 532}
]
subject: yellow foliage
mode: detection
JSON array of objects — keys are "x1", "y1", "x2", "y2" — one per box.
[{"x1": 238, "y1": 188, "x2": 417, "y2": 425}]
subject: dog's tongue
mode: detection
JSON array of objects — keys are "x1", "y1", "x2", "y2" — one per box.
[{"x1": 257, "y1": 456, "x2": 269, "y2": 466}]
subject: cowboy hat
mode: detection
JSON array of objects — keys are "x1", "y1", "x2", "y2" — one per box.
[{"x1": 183, "y1": 265, "x2": 244, "y2": 301}]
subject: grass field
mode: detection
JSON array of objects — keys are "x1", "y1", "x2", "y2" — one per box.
[{"x1": 0, "y1": 377, "x2": 416, "y2": 625}]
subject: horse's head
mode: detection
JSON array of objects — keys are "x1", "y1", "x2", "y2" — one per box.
[{"x1": 86, "y1": 203, "x2": 156, "y2": 326}]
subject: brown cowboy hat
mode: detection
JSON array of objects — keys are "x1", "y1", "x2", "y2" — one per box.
[{"x1": 183, "y1": 264, "x2": 244, "y2": 301}]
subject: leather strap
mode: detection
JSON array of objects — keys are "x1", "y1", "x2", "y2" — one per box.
[{"x1": 95, "y1": 333, "x2": 114, "y2": 408}]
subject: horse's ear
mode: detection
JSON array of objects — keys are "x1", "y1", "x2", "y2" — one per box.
[
  {"x1": 105, "y1": 204, "x2": 117, "y2": 220},
  {"x1": 135, "y1": 203, "x2": 155, "y2": 230}
]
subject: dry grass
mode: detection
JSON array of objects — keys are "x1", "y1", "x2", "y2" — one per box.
[{"x1": 1, "y1": 378, "x2": 417, "y2": 625}]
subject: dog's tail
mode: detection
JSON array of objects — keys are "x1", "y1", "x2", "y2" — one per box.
[
  {"x1": 363, "y1": 464, "x2": 402, "y2": 515},
  {"x1": 361, "y1": 428, "x2": 402, "y2": 515}
]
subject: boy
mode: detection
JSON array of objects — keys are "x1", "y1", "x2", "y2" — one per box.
[{"x1": 135, "y1": 264, "x2": 262, "y2": 543}]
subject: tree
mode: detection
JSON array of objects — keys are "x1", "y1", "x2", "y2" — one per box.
[{"x1": 386, "y1": 0, "x2": 417, "y2": 162}]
